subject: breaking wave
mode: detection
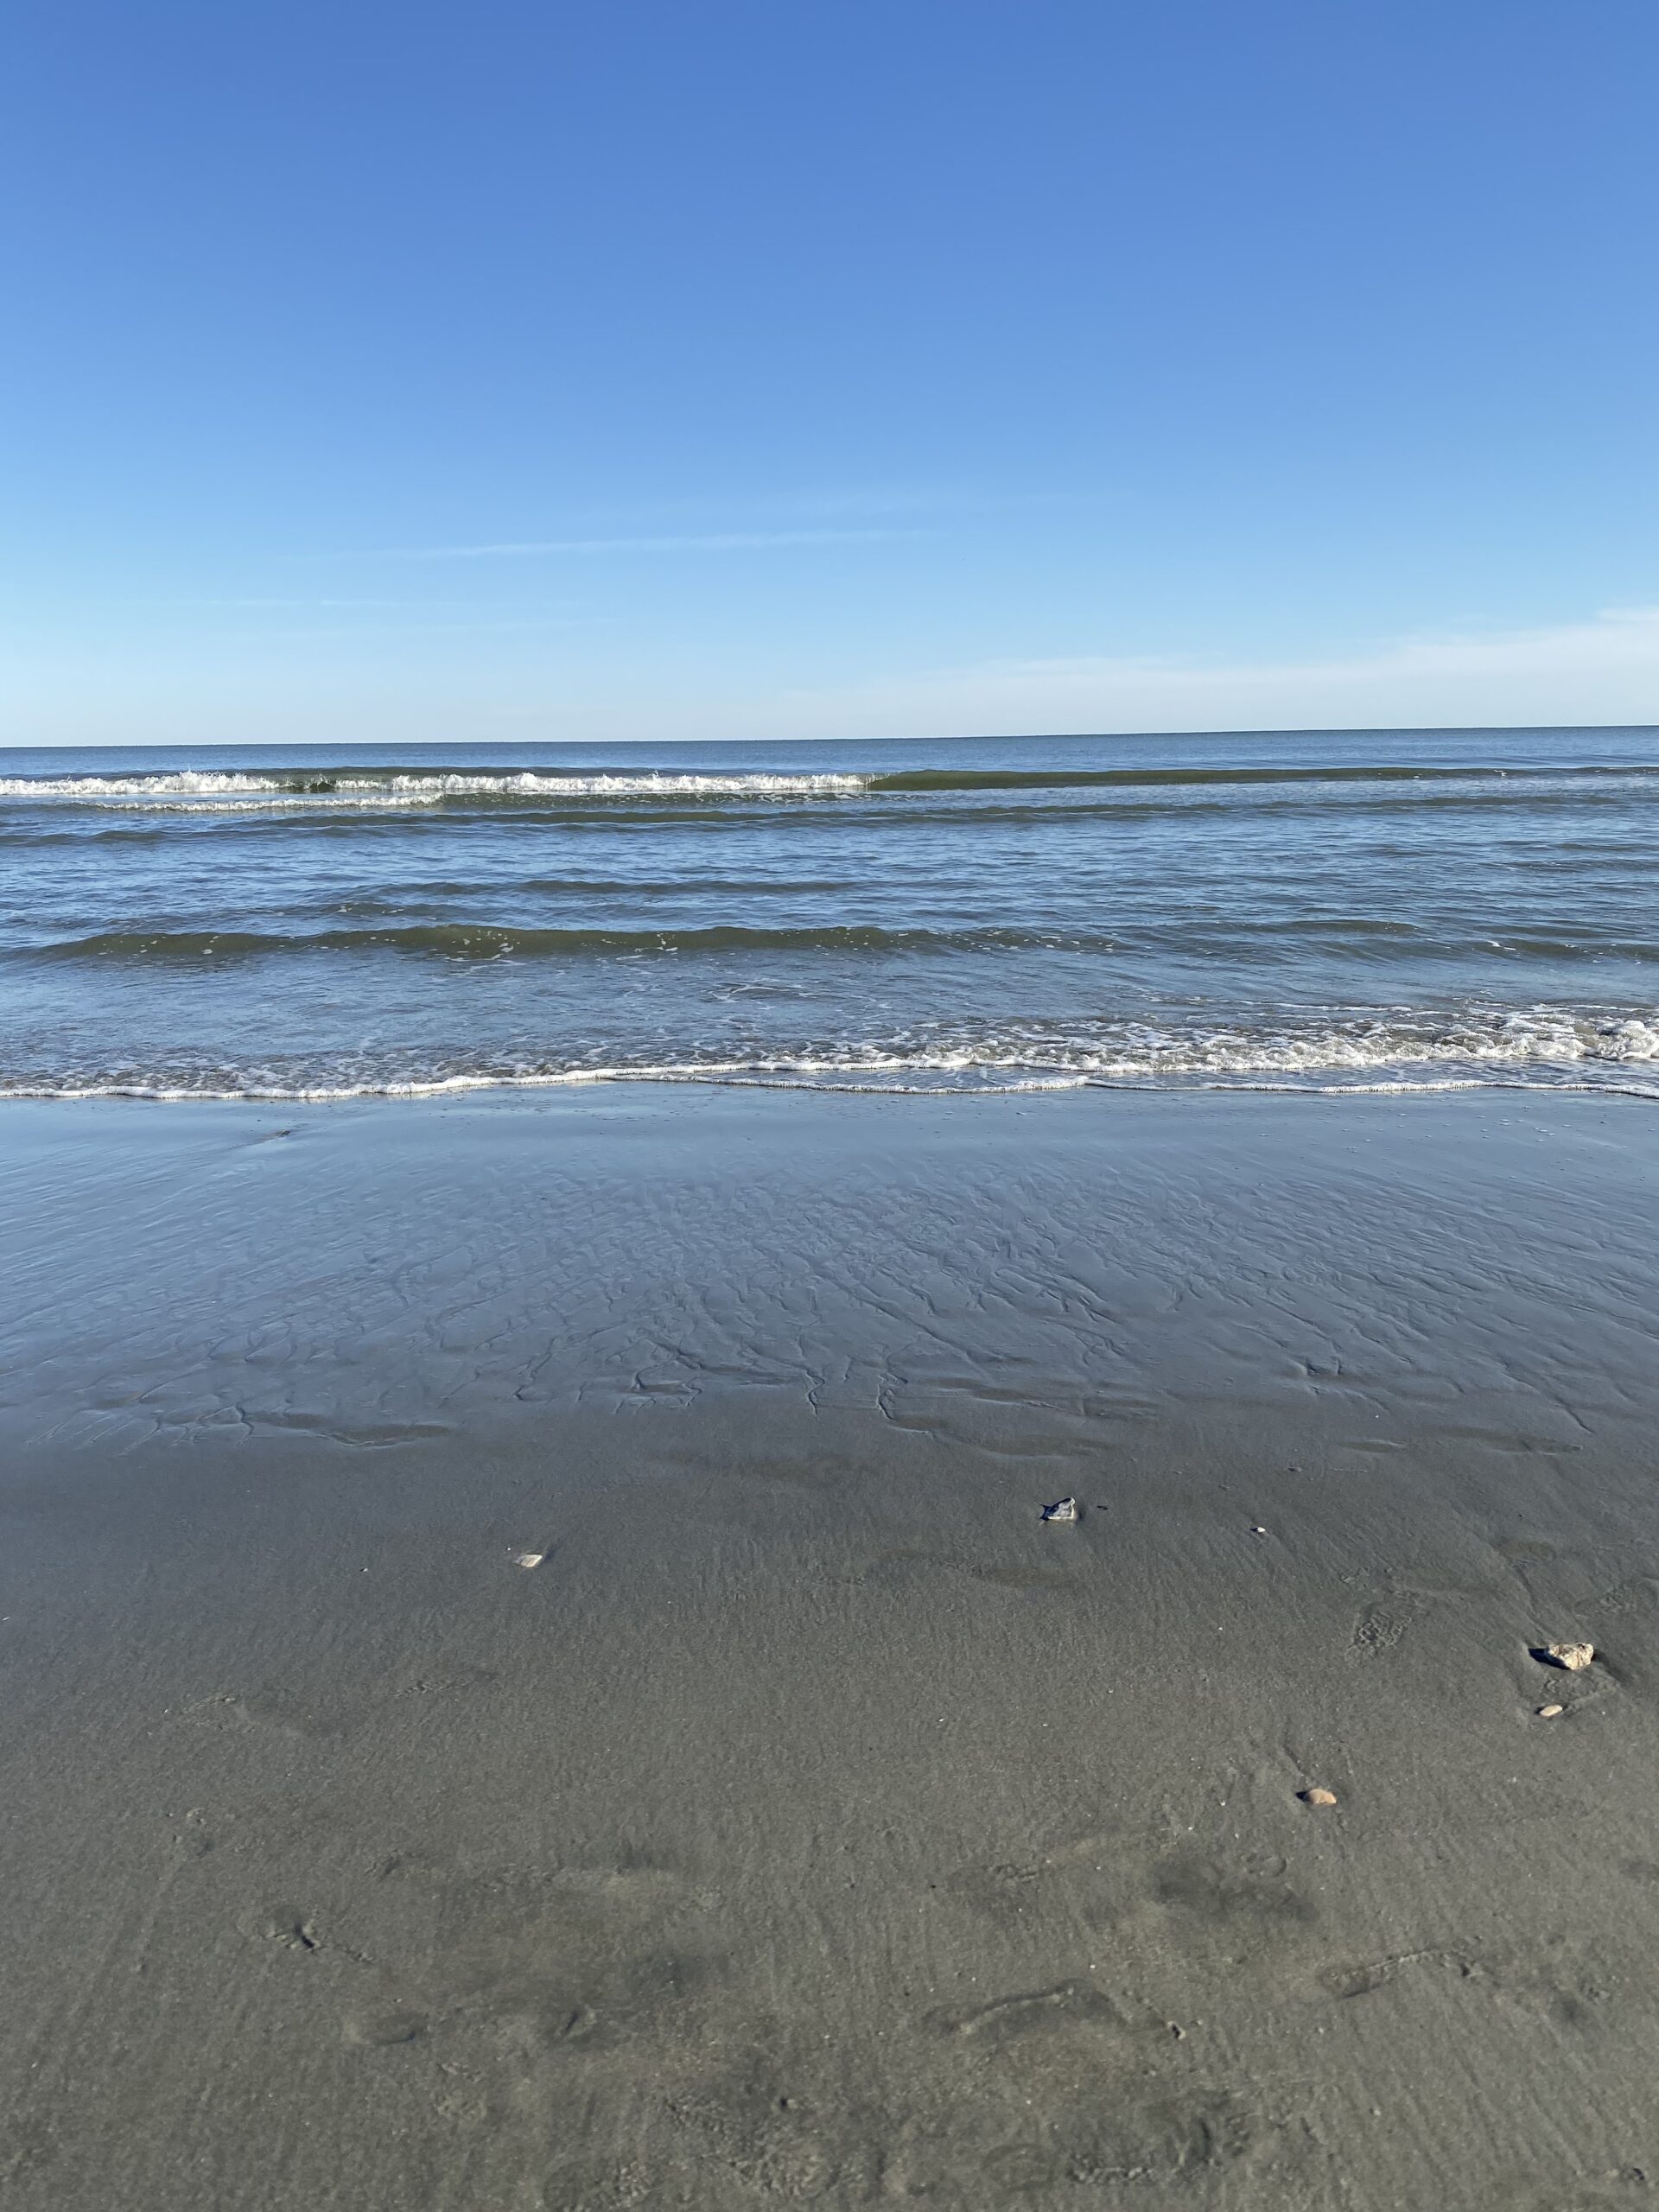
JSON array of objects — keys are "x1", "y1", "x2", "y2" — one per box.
[
  {"x1": 5, "y1": 1007, "x2": 1656, "y2": 1103},
  {"x1": 0, "y1": 768, "x2": 874, "y2": 810},
  {"x1": 4, "y1": 758, "x2": 1659, "y2": 813}
]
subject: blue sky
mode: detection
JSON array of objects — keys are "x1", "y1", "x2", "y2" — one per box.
[{"x1": 4, "y1": 0, "x2": 1656, "y2": 744}]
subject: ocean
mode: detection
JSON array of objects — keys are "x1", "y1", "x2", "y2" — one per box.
[{"x1": 2, "y1": 726, "x2": 1656, "y2": 1103}]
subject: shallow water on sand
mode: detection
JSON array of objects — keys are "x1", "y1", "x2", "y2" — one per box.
[{"x1": 2, "y1": 727, "x2": 1656, "y2": 1100}]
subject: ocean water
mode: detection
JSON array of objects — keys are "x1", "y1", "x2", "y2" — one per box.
[{"x1": 1, "y1": 728, "x2": 1656, "y2": 1102}]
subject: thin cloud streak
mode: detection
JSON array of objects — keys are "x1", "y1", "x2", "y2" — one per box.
[
  {"x1": 356, "y1": 528, "x2": 925, "y2": 560},
  {"x1": 185, "y1": 596, "x2": 460, "y2": 610}
]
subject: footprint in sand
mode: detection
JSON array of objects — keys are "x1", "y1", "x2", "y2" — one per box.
[
  {"x1": 337, "y1": 1858, "x2": 721, "y2": 2075},
  {"x1": 1348, "y1": 1602, "x2": 1417, "y2": 1658},
  {"x1": 1153, "y1": 1849, "x2": 1316, "y2": 1936},
  {"x1": 659, "y1": 2057, "x2": 879, "y2": 2202},
  {"x1": 885, "y1": 2081, "x2": 1259, "y2": 2199},
  {"x1": 927, "y1": 1979, "x2": 1130, "y2": 2047}
]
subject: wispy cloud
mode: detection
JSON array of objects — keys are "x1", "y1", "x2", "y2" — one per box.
[
  {"x1": 186, "y1": 596, "x2": 453, "y2": 609},
  {"x1": 353, "y1": 527, "x2": 924, "y2": 561},
  {"x1": 22, "y1": 594, "x2": 1656, "y2": 749},
  {"x1": 218, "y1": 617, "x2": 584, "y2": 644},
  {"x1": 775, "y1": 605, "x2": 1659, "y2": 739}
]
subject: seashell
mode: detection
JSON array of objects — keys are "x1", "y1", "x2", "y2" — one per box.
[
  {"x1": 1536, "y1": 1704, "x2": 1564, "y2": 1719},
  {"x1": 510, "y1": 1550, "x2": 544, "y2": 1570},
  {"x1": 1542, "y1": 1641, "x2": 1593, "y2": 1671},
  {"x1": 1040, "y1": 1497, "x2": 1080, "y2": 1524},
  {"x1": 1300, "y1": 1787, "x2": 1338, "y2": 1808}
]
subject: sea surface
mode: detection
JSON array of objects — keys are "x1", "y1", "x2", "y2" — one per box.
[{"x1": 2, "y1": 728, "x2": 1656, "y2": 1102}]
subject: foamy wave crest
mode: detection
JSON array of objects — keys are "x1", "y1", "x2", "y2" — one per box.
[
  {"x1": 0, "y1": 769, "x2": 872, "y2": 810},
  {"x1": 6, "y1": 1007, "x2": 1657, "y2": 1103},
  {"x1": 1057, "y1": 1009, "x2": 1659, "y2": 1077}
]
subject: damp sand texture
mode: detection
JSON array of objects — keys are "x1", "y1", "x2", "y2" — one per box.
[{"x1": 3, "y1": 1088, "x2": 1659, "y2": 2209}]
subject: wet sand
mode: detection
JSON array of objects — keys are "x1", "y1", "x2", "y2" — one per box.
[{"x1": 3, "y1": 1087, "x2": 1659, "y2": 2209}]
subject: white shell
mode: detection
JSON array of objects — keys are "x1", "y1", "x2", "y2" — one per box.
[
  {"x1": 510, "y1": 1550, "x2": 545, "y2": 1570},
  {"x1": 1041, "y1": 1497, "x2": 1080, "y2": 1524}
]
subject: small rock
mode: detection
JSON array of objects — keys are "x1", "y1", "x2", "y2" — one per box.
[
  {"x1": 1300, "y1": 1787, "x2": 1338, "y2": 1808},
  {"x1": 1041, "y1": 1497, "x2": 1080, "y2": 1524},
  {"x1": 1536, "y1": 1703, "x2": 1564, "y2": 1719},
  {"x1": 510, "y1": 1550, "x2": 545, "y2": 1570},
  {"x1": 1542, "y1": 1641, "x2": 1594, "y2": 1672}
]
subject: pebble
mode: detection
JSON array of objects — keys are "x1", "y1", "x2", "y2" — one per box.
[
  {"x1": 1543, "y1": 1641, "x2": 1594, "y2": 1671},
  {"x1": 1536, "y1": 1703, "x2": 1564, "y2": 1719},
  {"x1": 510, "y1": 1550, "x2": 545, "y2": 1570},
  {"x1": 1300, "y1": 1787, "x2": 1338, "y2": 1808},
  {"x1": 1041, "y1": 1497, "x2": 1080, "y2": 1524}
]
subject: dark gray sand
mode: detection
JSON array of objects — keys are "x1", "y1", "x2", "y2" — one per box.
[{"x1": 3, "y1": 1088, "x2": 1659, "y2": 2209}]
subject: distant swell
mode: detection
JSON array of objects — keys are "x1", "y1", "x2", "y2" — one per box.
[
  {"x1": 866, "y1": 762, "x2": 1659, "y2": 791},
  {"x1": 29, "y1": 919, "x2": 1659, "y2": 964}
]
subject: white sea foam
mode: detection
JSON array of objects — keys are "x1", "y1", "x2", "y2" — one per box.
[
  {"x1": 0, "y1": 769, "x2": 873, "y2": 809},
  {"x1": 5, "y1": 1008, "x2": 1657, "y2": 1103}
]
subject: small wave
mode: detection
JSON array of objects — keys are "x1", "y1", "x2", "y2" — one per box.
[
  {"x1": 30, "y1": 920, "x2": 1046, "y2": 961},
  {"x1": 25, "y1": 918, "x2": 1659, "y2": 965}
]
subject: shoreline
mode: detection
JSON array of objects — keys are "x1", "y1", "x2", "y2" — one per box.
[
  {"x1": 4, "y1": 1086, "x2": 1659, "y2": 2207},
  {"x1": 3, "y1": 1064, "x2": 1658, "y2": 1105}
]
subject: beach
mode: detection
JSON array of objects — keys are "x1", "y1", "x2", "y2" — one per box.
[{"x1": 3, "y1": 1085, "x2": 1659, "y2": 2209}]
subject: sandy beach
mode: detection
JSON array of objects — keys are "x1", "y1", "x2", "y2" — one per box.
[{"x1": 3, "y1": 1086, "x2": 1659, "y2": 2209}]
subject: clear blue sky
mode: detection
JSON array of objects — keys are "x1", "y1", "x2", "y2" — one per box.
[{"x1": 4, "y1": 0, "x2": 1656, "y2": 744}]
